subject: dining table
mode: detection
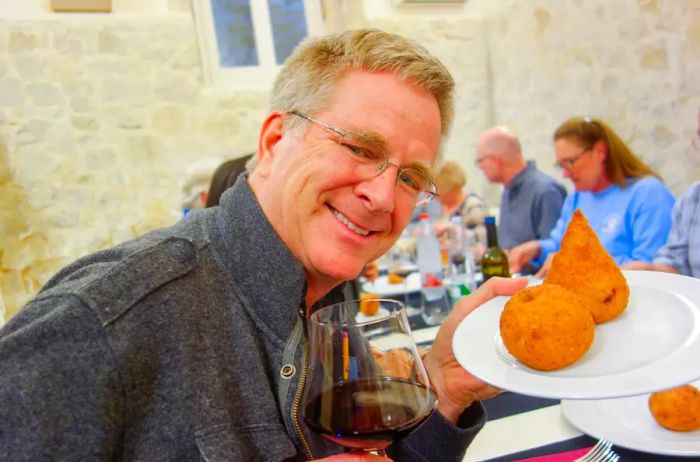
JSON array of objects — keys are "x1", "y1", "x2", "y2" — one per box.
[
  {"x1": 410, "y1": 323, "x2": 699, "y2": 462},
  {"x1": 361, "y1": 235, "x2": 700, "y2": 462},
  {"x1": 360, "y1": 261, "x2": 700, "y2": 462}
]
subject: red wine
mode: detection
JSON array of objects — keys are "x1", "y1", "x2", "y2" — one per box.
[{"x1": 303, "y1": 378, "x2": 435, "y2": 450}]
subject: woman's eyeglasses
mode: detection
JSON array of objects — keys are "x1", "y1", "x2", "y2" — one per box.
[{"x1": 553, "y1": 146, "x2": 592, "y2": 170}]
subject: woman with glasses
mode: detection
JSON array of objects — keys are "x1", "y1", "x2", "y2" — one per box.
[{"x1": 509, "y1": 117, "x2": 675, "y2": 276}]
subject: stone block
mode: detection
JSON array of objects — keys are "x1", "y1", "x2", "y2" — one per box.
[
  {"x1": 71, "y1": 115, "x2": 99, "y2": 131},
  {"x1": 0, "y1": 78, "x2": 23, "y2": 106},
  {"x1": 70, "y1": 96, "x2": 92, "y2": 113},
  {"x1": 154, "y1": 73, "x2": 199, "y2": 104},
  {"x1": 101, "y1": 104, "x2": 146, "y2": 129},
  {"x1": 8, "y1": 30, "x2": 41, "y2": 53},
  {"x1": 639, "y1": 44, "x2": 668, "y2": 70},
  {"x1": 101, "y1": 76, "x2": 151, "y2": 104},
  {"x1": 98, "y1": 28, "x2": 126, "y2": 54},
  {"x1": 15, "y1": 56, "x2": 47, "y2": 80},
  {"x1": 153, "y1": 105, "x2": 186, "y2": 135},
  {"x1": 26, "y1": 82, "x2": 64, "y2": 106}
]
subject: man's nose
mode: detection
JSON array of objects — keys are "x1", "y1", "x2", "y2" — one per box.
[{"x1": 356, "y1": 166, "x2": 397, "y2": 213}]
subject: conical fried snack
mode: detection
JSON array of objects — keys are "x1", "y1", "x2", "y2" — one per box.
[{"x1": 544, "y1": 209, "x2": 629, "y2": 323}]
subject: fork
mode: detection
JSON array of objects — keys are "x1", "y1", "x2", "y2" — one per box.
[{"x1": 575, "y1": 439, "x2": 620, "y2": 462}]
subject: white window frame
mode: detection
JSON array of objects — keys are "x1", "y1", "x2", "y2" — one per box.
[{"x1": 193, "y1": 0, "x2": 325, "y2": 89}]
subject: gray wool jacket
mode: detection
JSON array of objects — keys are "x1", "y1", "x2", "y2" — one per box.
[{"x1": 0, "y1": 178, "x2": 485, "y2": 461}]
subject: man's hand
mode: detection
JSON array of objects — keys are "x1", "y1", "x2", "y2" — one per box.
[
  {"x1": 315, "y1": 453, "x2": 392, "y2": 461},
  {"x1": 508, "y1": 241, "x2": 541, "y2": 275},
  {"x1": 422, "y1": 277, "x2": 528, "y2": 423}
]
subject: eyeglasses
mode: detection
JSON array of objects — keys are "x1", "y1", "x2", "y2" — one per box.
[
  {"x1": 553, "y1": 146, "x2": 592, "y2": 170},
  {"x1": 288, "y1": 111, "x2": 438, "y2": 206},
  {"x1": 474, "y1": 155, "x2": 492, "y2": 166}
]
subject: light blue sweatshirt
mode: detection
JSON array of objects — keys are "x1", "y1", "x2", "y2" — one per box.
[{"x1": 538, "y1": 176, "x2": 675, "y2": 265}]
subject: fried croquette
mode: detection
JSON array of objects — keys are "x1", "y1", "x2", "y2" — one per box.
[
  {"x1": 387, "y1": 273, "x2": 405, "y2": 284},
  {"x1": 499, "y1": 284, "x2": 595, "y2": 371},
  {"x1": 545, "y1": 209, "x2": 629, "y2": 323},
  {"x1": 649, "y1": 384, "x2": 700, "y2": 432},
  {"x1": 359, "y1": 293, "x2": 380, "y2": 316},
  {"x1": 372, "y1": 349, "x2": 415, "y2": 380}
]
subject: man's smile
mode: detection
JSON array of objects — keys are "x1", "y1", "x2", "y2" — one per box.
[{"x1": 330, "y1": 206, "x2": 372, "y2": 237}]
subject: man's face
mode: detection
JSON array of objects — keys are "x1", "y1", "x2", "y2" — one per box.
[
  {"x1": 251, "y1": 70, "x2": 442, "y2": 285},
  {"x1": 475, "y1": 150, "x2": 500, "y2": 183}
]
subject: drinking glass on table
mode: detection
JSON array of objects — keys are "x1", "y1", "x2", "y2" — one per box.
[
  {"x1": 301, "y1": 299, "x2": 435, "y2": 455},
  {"x1": 386, "y1": 247, "x2": 414, "y2": 306},
  {"x1": 389, "y1": 233, "x2": 418, "y2": 304}
]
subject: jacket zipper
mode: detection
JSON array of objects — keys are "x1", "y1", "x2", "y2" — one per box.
[{"x1": 292, "y1": 305, "x2": 313, "y2": 459}]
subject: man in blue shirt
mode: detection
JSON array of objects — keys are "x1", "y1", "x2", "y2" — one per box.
[{"x1": 475, "y1": 127, "x2": 566, "y2": 272}]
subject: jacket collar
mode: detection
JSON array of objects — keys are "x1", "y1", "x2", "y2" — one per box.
[{"x1": 210, "y1": 176, "x2": 308, "y2": 345}]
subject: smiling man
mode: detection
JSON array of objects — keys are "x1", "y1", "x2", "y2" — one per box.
[{"x1": 0, "y1": 29, "x2": 526, "y2": 461}]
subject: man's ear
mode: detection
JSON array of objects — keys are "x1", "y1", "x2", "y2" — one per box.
[{"x1": 255, "y1": 111, "x2": 285, "y2": 177}]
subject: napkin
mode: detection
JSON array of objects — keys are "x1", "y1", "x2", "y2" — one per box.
[{"x1": 514, "y1": 446, "x2": 591, "y2": 462}]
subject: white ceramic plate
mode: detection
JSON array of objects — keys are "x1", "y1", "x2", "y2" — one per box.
[
  {"x1": 362, "y1": 272, "x2": 421, "y2": 296},
  {"x1": 355, "y1": 307, "x2": 391, "y2": 323},
  {"x1": 452, "y1": 271, "x2": 700, "y2": 399},
  {"x1": 562, "y1": 380, "x2": 700, "y2": 457}
]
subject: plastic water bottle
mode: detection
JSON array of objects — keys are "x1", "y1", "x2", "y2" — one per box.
[
  {"x1": 416, "y1": 213, "x2": 449, "y2": 325},
  {"x1": 447, "y1": 213, "x2": 476, "y2": 303}
]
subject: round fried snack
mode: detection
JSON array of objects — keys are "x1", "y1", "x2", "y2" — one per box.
[
  {"x1": 649, "y1": 384, "x2": 700, "y2": 432},
  {"x1": 500, "y1": 284, "x2": 595, "y2": 371},
  {"x1": 359, "y1": 293, "x2": 380, "y2": 316},
  {"x1": 387, "y1": 273, "x2": 405, "y2": 284}
]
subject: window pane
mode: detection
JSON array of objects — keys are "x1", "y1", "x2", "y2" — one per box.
[
  {"x1": 211, "y1": 0, "x2": 259, "y2": 67},
  {"x1": 268, "y1": 0, "x2": 308, "y2": 65}
]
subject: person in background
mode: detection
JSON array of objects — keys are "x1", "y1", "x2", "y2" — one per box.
[
  {"x1": 0, "y1": 28, "x2": 526, "y2": 461},
  {"x1": 475, "y1": 126, "x2": 566, "y2": 273},
  {"x1": 509, "y1": 116, "x2": 675, "y2": 276},
  {"x1": 622, "y1": 180, "x2": 700, "y2": 277},
  {"x1": 623, "y1": 110, "x2": 700, "y2": 277},
  {"x1": 432, "y1": 160, "x2": 486, "y2": 246},
  {"x1": 205, "y1": 153, "x2": 254, "y2": 207}
]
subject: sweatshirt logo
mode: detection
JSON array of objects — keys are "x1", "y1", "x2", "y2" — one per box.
[{"x1": 601, "y1": 213, "x2": 621, "y2": 234}]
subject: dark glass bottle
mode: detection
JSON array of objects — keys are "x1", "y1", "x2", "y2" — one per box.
[{"x1": 480, "y1": 216, "x2": 510, "y2": 282}]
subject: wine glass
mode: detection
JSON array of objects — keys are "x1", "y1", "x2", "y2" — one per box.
[{"x1": 301, "y1": 299, "x2": 436, "y2": 455}]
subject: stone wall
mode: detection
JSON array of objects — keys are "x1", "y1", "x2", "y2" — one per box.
[{"x1": 2, "y1": 0, "x2": 700, "y2": 323}]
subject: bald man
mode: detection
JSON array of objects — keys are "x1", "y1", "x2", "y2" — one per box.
[{"x1": 475, "y1": 127, "x2": 566, "y2": 272}]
